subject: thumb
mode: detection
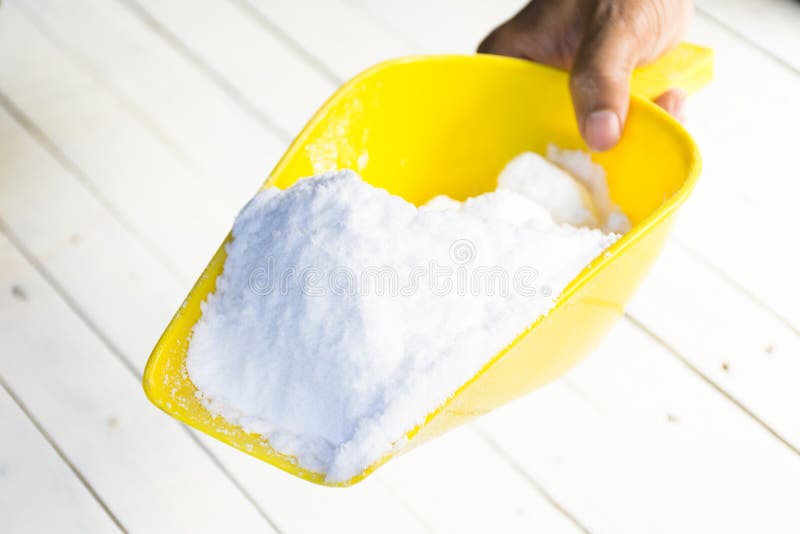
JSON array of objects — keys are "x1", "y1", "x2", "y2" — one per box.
[{"x1": 570, "y1": 9, "x2": 639, "y2": 151}]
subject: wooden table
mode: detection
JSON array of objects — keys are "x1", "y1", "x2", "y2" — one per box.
[{"x1": 1, "y1": 0, "x2": 798, "y2": 532}]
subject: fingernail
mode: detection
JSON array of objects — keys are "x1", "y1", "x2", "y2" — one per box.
[{"x1": 583, "y1": 110, "x2": 621, "y2": 151}]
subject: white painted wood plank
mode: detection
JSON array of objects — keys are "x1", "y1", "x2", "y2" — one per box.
[
  {"x1": 126, "y1": 0, "x2": 336, "y2": 135},
  {"x1": 0, "y1": 113, "x2": 186, "y2": 372},
  {"x1": 195, "y1": 438, "x2": 432, "y2": 533},
  {"x1": 478, "y1": 321, "x2": 800, "y2": 533},
  {"x1": 352, "y1": 0, "x2": 521, "y2": 54},
  {"x1": 0, "y1": 232, "x2": 277, "y2": 533},
  {"x1": 616, "y1": 14, "x2": 800, "y2": 448},
  {"x1": 629, "y1": 242, "x2": 800, "y2": 447},
  {"x1": 676, "y1": 14, "x2": 800, "y2": 329},
  {"x1": 201, "y1": 430, "x2": 582, "y2": 534},
  {"x1": 376, "y1": 426, "x2": 583, "y2": 533},
  {"x1": 697, "y1": 0, "x2": 800, "y2": 70},
  {"x1": 239, "y1": 0, "x2": 415, "y2": 81},
  {"x1": 17, "y1": 0, "x2": 287, "y2": 205},
  {"x1": 0, "y1": 385, "x2": 120, "y2": 534},
  {"x1": 0, "y1": 3, "x2": 234, "y2": 279}
]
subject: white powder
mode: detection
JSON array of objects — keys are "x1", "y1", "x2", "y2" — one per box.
[
  {"x1": 497, "y1": 151, "x2": 598, "y2": 227},
  {"x1": 546, "y1": 145, "x2": 632, "y2": 233},
  {"x1": 187, "y1": 149, "x2": 623, "y2": 482}
]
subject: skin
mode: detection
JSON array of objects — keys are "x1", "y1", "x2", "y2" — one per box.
[{"x1": 479, "y1": 0, "x2": 694, "y2": 151}]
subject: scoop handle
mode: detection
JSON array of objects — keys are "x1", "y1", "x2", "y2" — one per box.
[{"x1": 630, "y1": 42, "x2": 714, "y2": 100}]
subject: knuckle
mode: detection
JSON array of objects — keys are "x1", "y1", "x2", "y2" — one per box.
[
  {"x1": 478, "y1": 24, "x2": 519, "y2": 54},
  {"x1": 571, "y1": 65, "x2": 629, "y2": 91},
  {"x1": 570, "y1": 66, "x2": 629, "y2": 109},
  {"x1": 478, "y1": 26, "x2": 511, "y2": 54},
  {"x1": 570, "y1": 70, "x2": 599, "y2": 93}
]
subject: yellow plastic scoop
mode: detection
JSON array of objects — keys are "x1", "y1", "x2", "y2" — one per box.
[{"x1": 143, "y1": 43, "x2": 713, "y2": 486}]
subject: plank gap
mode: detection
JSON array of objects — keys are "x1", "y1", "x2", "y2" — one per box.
[
  {"x1": 0, "y1": 218, "x2": 282, "y2": 532},
  {"x1": 115, "y1": 0, "x2": 294, "y2": 141},
  {"x1": 625, "y1": 313, "x2": 800, "y2": 457},
  {"x1": 0, "y1": 89, "x2": 186, "y2": 281},
  {"x1": 228, "y1": 0, "x2": 343, "y2": 86},
  {"x1": 474, "y1": 426, "x2": 593, "y2": 534},
  {"x1": 0, "y1": 375, "x2": 128, "y2": 533},
  {"x1": 696, "y1": 7, "x2": 800, "y2": 76}
]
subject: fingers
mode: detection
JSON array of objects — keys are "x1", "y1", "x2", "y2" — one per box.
[
  {"x1": 478, "y1": 2, "x2": 536, "y2": 56},
  {"x1": 480, "y1": 0, "x2": 691, "y2": 151},
  {"x1": 570, "y1": 3, "x2": 641, "y2": 151},
  {"x1": 654, "y1": 88, "x2": 688, "y2": 122},
  {"x1": 478, "y1": 0, "x2": 577, "y2": 69},
  {"x1": 477, "y1": 23, "x2": 527, "y2": 58}
]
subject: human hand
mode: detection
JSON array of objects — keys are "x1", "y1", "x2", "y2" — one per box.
[{"x1": 479, "y1": 0, "x2": 693, "y2": 151}]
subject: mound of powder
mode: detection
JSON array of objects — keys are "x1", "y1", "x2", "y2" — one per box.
[{"x1": 187, "y1": 150, "x2": 622, "y2": 482}]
